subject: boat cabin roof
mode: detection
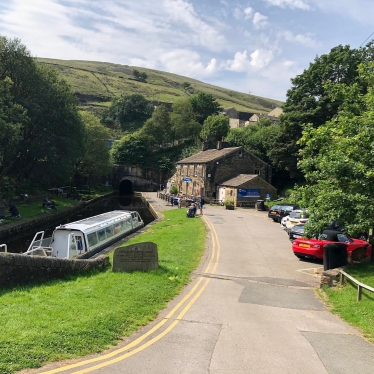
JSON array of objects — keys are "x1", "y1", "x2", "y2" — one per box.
[{"x1": 55, "y1": 210, "x2": 137, "y2": 233}]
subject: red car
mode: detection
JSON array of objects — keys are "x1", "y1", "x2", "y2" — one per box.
[{"x1": 292, "y1": 230, "x2": 371, "y2": 260}]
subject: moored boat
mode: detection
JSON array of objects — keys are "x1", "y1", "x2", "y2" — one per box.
[{"x1": 1, "y1": 210, "x2": 144, "y2": 259}]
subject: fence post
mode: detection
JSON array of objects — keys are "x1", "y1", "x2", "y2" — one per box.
[
  {"x1": 357, "y1": 285, "x2": 362, "y2": 301},
  {"x1": 340, "y1": 272, "x2": 345, "y2": 285}
]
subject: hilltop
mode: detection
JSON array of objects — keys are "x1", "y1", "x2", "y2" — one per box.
[{"x1": 36, "y1": 58, "x2": 283, "y2": 114}]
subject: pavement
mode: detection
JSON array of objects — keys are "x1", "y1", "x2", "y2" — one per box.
[{"x1": 24, "y1": 193, "x2": 374, "y2": 374}]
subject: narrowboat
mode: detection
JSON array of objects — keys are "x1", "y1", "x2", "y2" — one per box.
[{"x1": 5, "y1": 210, "x2": 144, "y2": 259}]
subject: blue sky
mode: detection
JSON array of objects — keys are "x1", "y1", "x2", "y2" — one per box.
[{"x1": 0, "y1": 0, "x2": 373, "y2": 101}]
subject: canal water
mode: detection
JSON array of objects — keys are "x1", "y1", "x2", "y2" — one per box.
[{"x1": 5, "y1": 194, "x2": 155, "y2": 253}]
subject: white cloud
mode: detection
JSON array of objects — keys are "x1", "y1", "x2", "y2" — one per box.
[
  {"x1": 223, "y1": 49, "x2": 274, "y2": 72},
  {"x1": 224, "y1": 51, "x2": 250, "y2": 72},
  {"x1": 279, "y1": 31, "x2": 320, "y2": 48},
  {"x1": 253, "y1": 12, "x2": 268, "y2": 29},
  {"x1": 244, "y1": 7, "x2": 254, "y2": 19},
  {"x1": 250, "y1": 49, "x2": 274, "y2": 69},
  {"x1": 163, "y1": 0, "x2": 226, "y2": 52},
  {"x1": 263, "y1": 0, "x2": 311, "y2": 10},
  {"x1": 159, "y1": 49, "x2": 218, "y2": 78}
]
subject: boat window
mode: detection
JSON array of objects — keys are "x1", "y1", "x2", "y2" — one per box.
[
  {"x1": 114, "y1": 224, "x2": 121, "y2": 235},
  {"x1": 106, "y1": 225, "x2": 114, "y2": 238},
  {"x1": 87, "y1": 232, "x2": 99, "y2": 247},
  {"x1": 97, "y1": 229, "x2": 106, "y2": 242}
]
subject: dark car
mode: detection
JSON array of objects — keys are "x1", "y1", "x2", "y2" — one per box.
[
  {"x1": 277, "y1": 205, "x2": 300, "y2": 223},
  {"x1": 268, "y1": 204, "x2": 299, "y2": 223},
  {"x1": 289, "y1": 224, "x2": 305, "y2": 242},
  {"x1": 268, "y1": 204, "x2": 289, "y2": 222}
]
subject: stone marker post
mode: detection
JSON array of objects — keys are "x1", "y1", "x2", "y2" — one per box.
[{"x1": 112, "y1": 242, "x2": 159, "y2": 272}]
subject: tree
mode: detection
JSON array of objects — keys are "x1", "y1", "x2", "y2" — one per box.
[
  {"x1": 0, "y1": 77, "x2": 27, "y2": 180},
  {"x1": 74, "y1": 112, "x2": 112, "y2": 183},
  {"x1": 101, "y1": 93, "x2": 154, "y2": 132},
  {"x1": 170, "y1": 97, "x2": 200, "y2": 142},
  {"x1": 111, "y1": 132, "x2": 152, "y2": 167},
  {"x1": 296, "y1": 62, "x2": 374, "y2": 238},
  {"x1": 278, "y1": 43, "x2": 372, "y2": 179},
  {"x1": 140, "y1": 105, "x2": 171, "y2": 147},
  {"x1": 189, "y1": 92, "x2": 221, "y2": 125},
  {"x1": 200, "y1": 115, "x2": 230, "y2": 147},
  {"x1": 0, "y1": 36, "x2": 85, "y2": 186}
]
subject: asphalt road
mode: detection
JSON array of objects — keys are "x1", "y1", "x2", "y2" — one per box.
[{"x1": 27, "y1": 193, "x2": 374, "y2": 374}]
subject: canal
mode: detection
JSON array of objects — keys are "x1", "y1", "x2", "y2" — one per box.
[{"x1": 5, "y1": 194, "x2": 155, "y2": 253}]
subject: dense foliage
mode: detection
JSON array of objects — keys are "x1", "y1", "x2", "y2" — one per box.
[
  {"x1": 296, "y1": 62, "x2": 374, "y2": 237},
  {"x1": 0, "y1": 36, "x2": 89, "y2": 197}
]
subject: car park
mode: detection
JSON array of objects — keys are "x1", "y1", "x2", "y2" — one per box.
[
  {"x1": 285, "y1": 210, "x2": 309, "y2": 232},
  {"x1": 292, "y1": 230, "x2": 371, "y2": 260}
]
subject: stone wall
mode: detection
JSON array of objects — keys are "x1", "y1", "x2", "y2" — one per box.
[{"x1": 0, "y1": 252, "x2": 110, "y2": 289}]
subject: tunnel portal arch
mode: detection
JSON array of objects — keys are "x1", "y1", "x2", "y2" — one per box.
[{"x1": 119, "y1": 179, "x2": 133, "y2": 195}]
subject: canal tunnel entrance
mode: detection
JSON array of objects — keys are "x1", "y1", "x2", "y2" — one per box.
[{"x1": 119, "y1": 179, "x2": 133, "y2": 195}]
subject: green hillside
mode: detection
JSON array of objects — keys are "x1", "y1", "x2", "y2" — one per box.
[{"x1": 36, "y1": 58, "x2": 283, "y2": 114}]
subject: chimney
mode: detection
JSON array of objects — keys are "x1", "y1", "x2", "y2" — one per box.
[
  {"x1": 202, "y1": 136, "x2": 209, "y2": 151},
  {"x1": 217, "y1": 137, "x2": 229, "y2": 150}
]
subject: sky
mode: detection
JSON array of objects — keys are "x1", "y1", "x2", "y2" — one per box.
[{"x1": 0, "y1": 0, "x2": 373, "y2": 101}]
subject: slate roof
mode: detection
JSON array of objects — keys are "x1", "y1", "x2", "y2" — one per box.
[
  {"x1": 267, "y1": 107, "x2": 283, "y2": 117},
  {"x1": 219, "y1": 174, "x2": 259, "y2": 187},
  {"x1": 177, "y1": 147, "x2": 241, "y2": 164}
]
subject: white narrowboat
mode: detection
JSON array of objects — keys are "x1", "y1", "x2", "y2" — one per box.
[{"x1": 23, "y1": 210, "x2": 144, "y2": 259}]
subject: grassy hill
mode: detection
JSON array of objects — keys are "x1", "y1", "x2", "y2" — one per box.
[{"x1": 36, "y1": 58, "x2": 283, "y2": 114}]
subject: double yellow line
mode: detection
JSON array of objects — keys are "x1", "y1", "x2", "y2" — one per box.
[{"x1": 40, "y1": 216, "x2": 220, "y2": 374}]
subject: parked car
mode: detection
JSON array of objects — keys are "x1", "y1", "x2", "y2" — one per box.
[
  {"x1": 292, "y1": 230, "x2": 371, "y2": 260},
  {"x1": 280, "y1": 216, "x2": 288, "y2": 230},
  {"x1": 276, "y1": 204, "x2": 300, "y2": 223},
  {"x1": 289, "y1": 224, "x2": 305, "y2": 242},
  {"x1": 285, "y1": 210, "x2": 309, "y2": 232},
  {"x1": 268, "y1": 204, "x2": 299, "y2": 222},
  {"x1": 326, "y1": 220, "x2": 369, "y2": 241}
]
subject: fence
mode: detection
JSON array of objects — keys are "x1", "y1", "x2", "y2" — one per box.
[{"x1": 340, "y1": 269, "x2": 374, "y2": 301}]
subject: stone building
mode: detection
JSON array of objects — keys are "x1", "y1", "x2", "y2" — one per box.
[
  {"x1": 222, "y1": 107, "x2": 254, "y2": 128},
  {"x1": 168, "y1": 141, "x2": 275, "y2": 201},
  {"x1": 217, "y1": 174, "x2": 277, "y2": 207},
  {"x1": 248, "y1": 107, "x2": 283, "y2": 125}
]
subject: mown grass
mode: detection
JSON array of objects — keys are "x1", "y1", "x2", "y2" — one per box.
[
  {"x1": 0, "y1": 198, "x2": 79, "y2": 226},
  {"x1": 320, "y1": 261, "x2": 374, "y2": 343},
  {"x1": 0, "y1": 209, "x2": 206, "y2": 373}
]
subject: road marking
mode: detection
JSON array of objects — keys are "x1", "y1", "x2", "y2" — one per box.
[
  {"x1": 297, "y1": 267, "x2": 323, "y2": 277},
  {"x1": 40, "y1": 215, "x2": 219, "y2": 374}
]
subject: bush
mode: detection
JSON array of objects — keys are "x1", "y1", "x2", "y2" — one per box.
[
  {"x1": 170, "y1": 185, "x2": 178, "y2": 194},
  {"x1": 224, "y1": 199, "x2": 234, "y2": 207}
]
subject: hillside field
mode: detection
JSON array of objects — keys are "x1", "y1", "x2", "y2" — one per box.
[{"x1": 36, "y1": 58, "x2": 283, "y2": 114}]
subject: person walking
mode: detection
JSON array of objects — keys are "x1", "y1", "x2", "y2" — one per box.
[{"x1": 198, "y1": 196, "x2": 205, "y2": 215}]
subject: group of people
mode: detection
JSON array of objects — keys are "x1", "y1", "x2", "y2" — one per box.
[{"x1": 186, "y1": 196, "x2": 205, "y2": 218}]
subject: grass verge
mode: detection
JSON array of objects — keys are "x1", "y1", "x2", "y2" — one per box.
[
  {"x1": 320, "y1": 261, "x2": 374, "y2": 343},
  {"x1": 0, "y1": 209, "x2": 206, "y2": 373}
]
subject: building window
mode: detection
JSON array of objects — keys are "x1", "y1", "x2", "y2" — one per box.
[
  {"x1": 255, "y1": 169, "x2": 260, "y2": 175},
  {"x1": 202, "y1": 166, "x2": 206, "y2": 179},
  {"x1": 192, "y1": 182, "x2": 196, "y2": 195},
  {"x1": 194, "y1": 165, "x2": 197, "y2": 177},
  {"x1": 239, "y1": 150, "x2": 243, "y2": 158},
  {"x1": 181, "y1": 166, "x2": 184, "y2": 175},
  {"x1": 186, "y1": 165, "x2": 190, "y2": 176}
]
